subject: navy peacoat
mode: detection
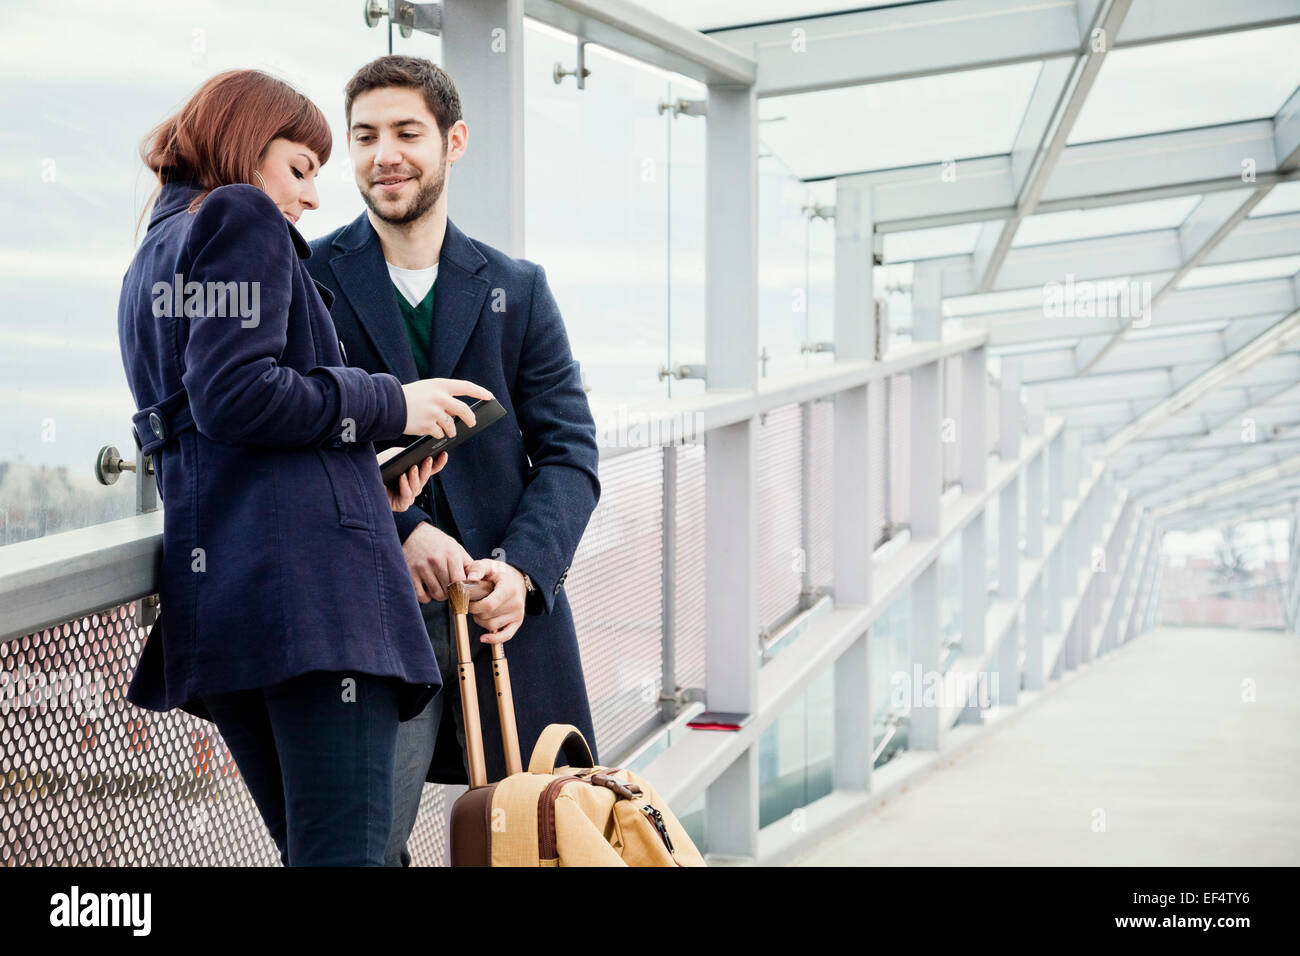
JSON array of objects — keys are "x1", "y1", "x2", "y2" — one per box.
[
  {"x1": 304, "y1": 213, "x2": 602, "y2": 785},
  {"x1": 117, "y1": 180, "x2": 442, "y2": 723}
]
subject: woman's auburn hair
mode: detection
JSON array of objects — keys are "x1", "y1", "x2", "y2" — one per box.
[{"x1": 135, "y1": 69, "x2": 332, "y2": 240}]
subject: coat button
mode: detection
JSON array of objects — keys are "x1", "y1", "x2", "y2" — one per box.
[
  {"x1": 330, "y1": 435, "x2": 344, "y2": 449},
  {"x1": 148, "y1": 411, "x2": 166, "y2": 441}
]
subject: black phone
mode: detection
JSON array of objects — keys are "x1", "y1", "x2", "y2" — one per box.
[{"x1": 380, "y1": 397, "x2": 506, "y2": 488}]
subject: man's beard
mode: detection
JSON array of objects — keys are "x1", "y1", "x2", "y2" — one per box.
[{"x1": 362, "y1": 160, "x2": 445, "y2": 225}]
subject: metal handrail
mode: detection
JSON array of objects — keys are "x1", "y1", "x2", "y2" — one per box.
[{"x1": 1, "y1": 338, "x2": 987, "y2": 645}]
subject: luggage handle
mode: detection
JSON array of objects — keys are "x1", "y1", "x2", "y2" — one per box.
[
  {"x1": 526, "y1": 724, "x2": 595, "y2": 775},
  {"x1": 448, "y1": 581, "x2": 524, "y2": 787}
]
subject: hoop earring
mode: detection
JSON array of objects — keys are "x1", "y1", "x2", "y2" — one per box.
[{"x1": 252, "y1": 169, "x2": 267, "y2": 191}]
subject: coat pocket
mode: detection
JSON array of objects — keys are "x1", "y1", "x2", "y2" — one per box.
[{"x1": 312, "y1": 446, "x2": 370, "y2": 530}]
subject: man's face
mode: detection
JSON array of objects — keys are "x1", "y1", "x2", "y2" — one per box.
[{"x1": 347, "y1": 86, "x2": 459, "y2": 225}]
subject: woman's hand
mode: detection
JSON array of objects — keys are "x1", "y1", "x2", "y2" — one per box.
[
  {"x1": 400, "y1": 378, "x2": 494, "y2": 438},
  {"x1": 376, "y1": 448, "x2": 447, "y2": 512}
]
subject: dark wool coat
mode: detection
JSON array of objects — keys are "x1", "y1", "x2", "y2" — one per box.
[
  {"x1": 118, "y1": 181, "x2": 442, "y2": 724},
  {"x1": 306, "y1": 213, "x2": 601, "y2": 784}
]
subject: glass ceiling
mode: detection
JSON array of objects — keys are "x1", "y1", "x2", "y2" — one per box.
[
  {"x1": 1251, "y1": 183, "x2": 1300, "y2": 218},
  {"x1": 1177, "y1": 256, "x2": 1300, "y2": 291},
  {"x1": 634, "y1": 0, "x2": 1298, "y2": 527},
  {"x1": 759, "y1": 61, "x2": 1041, "y2": 179},
  {"x1": 883, "y1": 221, "x2": 995, "y2": 263},
  {"x1": 1012, "y1": 196, "x2": 1201, "y2": 248},
  {"x1": 628, "y1": 0, "x2": 898, "y2": 33},
  {"x1": 1067, "y1": 24, "x2": 1300, "y2": 145}
]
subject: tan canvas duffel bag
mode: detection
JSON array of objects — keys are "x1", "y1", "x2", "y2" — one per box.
[{"x1": 445, "y1": 581, "x2": 706, "y2": 867}]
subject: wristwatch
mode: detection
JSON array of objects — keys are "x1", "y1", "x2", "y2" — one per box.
[{"x1": 516, "y1": 567, "x2": 541, "y2": 615}]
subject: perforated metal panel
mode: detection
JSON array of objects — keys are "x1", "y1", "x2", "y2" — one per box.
[
  {"x1": 566, "y1": 447, "x2": 665, "y2": 757},
  {"x1": 888, "y1": 374, "x2": 912, "y2": 529},
  {"x1": 943, "y1": 355, "x2": 962, "y2": 489},
  {"x1": 756, "y1": 404, "x2": 805, "y2": 631},
  {"x1": 988, "y1": 379, "x2": 1001, "y2": 456},
  {"x1": 869, "y1": 382, "x2": 888, "y2": 547},
  {"x1": 3, "y1": 454, "x2": 675, "y2": 866},
  {"x1": 404, "y1": 779, "x2": 451, "y2": 867},
  {"x1": 0, "y1": 601, "x2": 460, "y2": 867},
  {"x1": 2, "y1": 602, "x2": 283, "y2": 865},
  {"x1": 672, "y1": 442, "x2": 707, "y2": 693},
  {"x1": 808, "y1": 399, "x2": 834, "y2": 592}
]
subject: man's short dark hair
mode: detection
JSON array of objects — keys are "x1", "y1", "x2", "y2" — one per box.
[{"x1": 344, "y1": 55, "x2": 462, "y2": 143}]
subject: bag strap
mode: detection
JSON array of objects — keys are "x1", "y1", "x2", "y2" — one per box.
[{"x1": 528, "y1": 724, "x2": 595, "y2": 775}]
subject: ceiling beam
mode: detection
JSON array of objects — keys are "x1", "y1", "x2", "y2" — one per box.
[
  {"x1": 964, "y1": 275, "x2": 1298, "y2": 347},
  {"x1": 1072, "y1": 91, "x2": 1300, "y2": 374},
  {"x1": 523, "y1": 0, "x2": 755, "y2": 86},
  {"x1": 974, "y1": 0, "x2": 1132, "y2": 293},
  {"x1": 1105, "y1": 312, "x2": 1300, "y2": 456},
  {"x1": 705, "y1": 0, "x2": 1299, "y2": 98},
  {"x1": 854, "y1": 122, "x2": 1295, "y2": 230},
  {"x1": 708, "y1": 0, "x2": 1082, "y2": 97},
  {"x1": 1153, "y1": 453, "x2": 1300, "y2": 516},
  {"x1": 1114, "y1": 379, "x2": 1300, "y2": 481},
  {"x1": 937, "y1": 211, "x2": 1300, "y2": 297}
]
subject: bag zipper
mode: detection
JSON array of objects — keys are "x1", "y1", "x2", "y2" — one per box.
[
  {"x1": 537, "y1": 773, "x2": 687, "y2": 866},
  {"x1": 538, "y1": 775, "x2": 582, "y2": 862},
  {"x1": 641, "y1": 803, "x2": 684, "y2": 865}
]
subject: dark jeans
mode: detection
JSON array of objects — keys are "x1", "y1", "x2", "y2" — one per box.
[
  {"x1": 201, "y1": 670, "x2": 402, "y2": 867},
  {"x1": 385, "y1": 596, "x2": 468, "y2": 867}
]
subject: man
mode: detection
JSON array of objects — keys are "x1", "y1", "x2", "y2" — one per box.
[{"x1": 305, "y1": 55, "x2": 601, "y2": 867}]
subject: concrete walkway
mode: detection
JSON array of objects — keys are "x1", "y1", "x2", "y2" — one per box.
[{"x1": 791, "y1": 627, "x2": 1300, "y2": 866}]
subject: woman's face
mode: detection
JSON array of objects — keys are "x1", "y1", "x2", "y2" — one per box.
[{"x1": 255, "y1": 137, "x2": 321, "y2": 226}]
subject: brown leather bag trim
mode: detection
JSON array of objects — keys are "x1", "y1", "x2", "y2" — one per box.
[
  {"x1": 450, "y1": 781, "x2": 499, "y2": 867},
  {"x1": 586, "y1": 772, "x2": 644, "y2": 801}
]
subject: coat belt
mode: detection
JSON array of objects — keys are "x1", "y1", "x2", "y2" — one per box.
[{"x1": 131, "y1": 386, "x2": 195, "y2": 455}]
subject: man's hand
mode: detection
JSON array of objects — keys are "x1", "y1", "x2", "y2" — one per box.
[
  {"x1": 401, "y1": 521, "x2": 473, "y2": 603},
  {"x1": 376, "y1": 448, "x2": 446, "y2": 512},
  {"x1": 463, "y1": 558, "x2": 527, "y2": 644}
]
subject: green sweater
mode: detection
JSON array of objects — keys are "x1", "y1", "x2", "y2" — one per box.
[{"x1": 394, "y1": 280, "x2": 460, "y2": 542}]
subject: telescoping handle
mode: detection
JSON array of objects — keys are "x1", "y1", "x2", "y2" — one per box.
[{"x1": 448, "y1": 581, "x2": 524, "y2": 788}]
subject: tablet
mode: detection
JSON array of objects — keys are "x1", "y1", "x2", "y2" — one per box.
[{"x1": 380, "y1": 397, "x2": 507, "y2": 488}]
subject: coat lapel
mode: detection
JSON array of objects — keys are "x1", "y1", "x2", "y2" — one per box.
[
  {"x1": 430, "y1": 219, "x2": 489, "y2": 381},
  {"x1": 329, "y1": 214, "x2": 487, "y2": 384},
  {"x1": 330, "y1": 213, "x2": 420, "y2": 382}
]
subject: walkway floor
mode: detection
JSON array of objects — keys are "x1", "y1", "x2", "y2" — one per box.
[{"x1": 791, "y1": 626, "x2": 1300, "y2": 865}]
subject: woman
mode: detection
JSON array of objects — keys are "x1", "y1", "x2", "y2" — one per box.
[{"x1": 118, "y1": 69, "x2": 493, "y2": 865}]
